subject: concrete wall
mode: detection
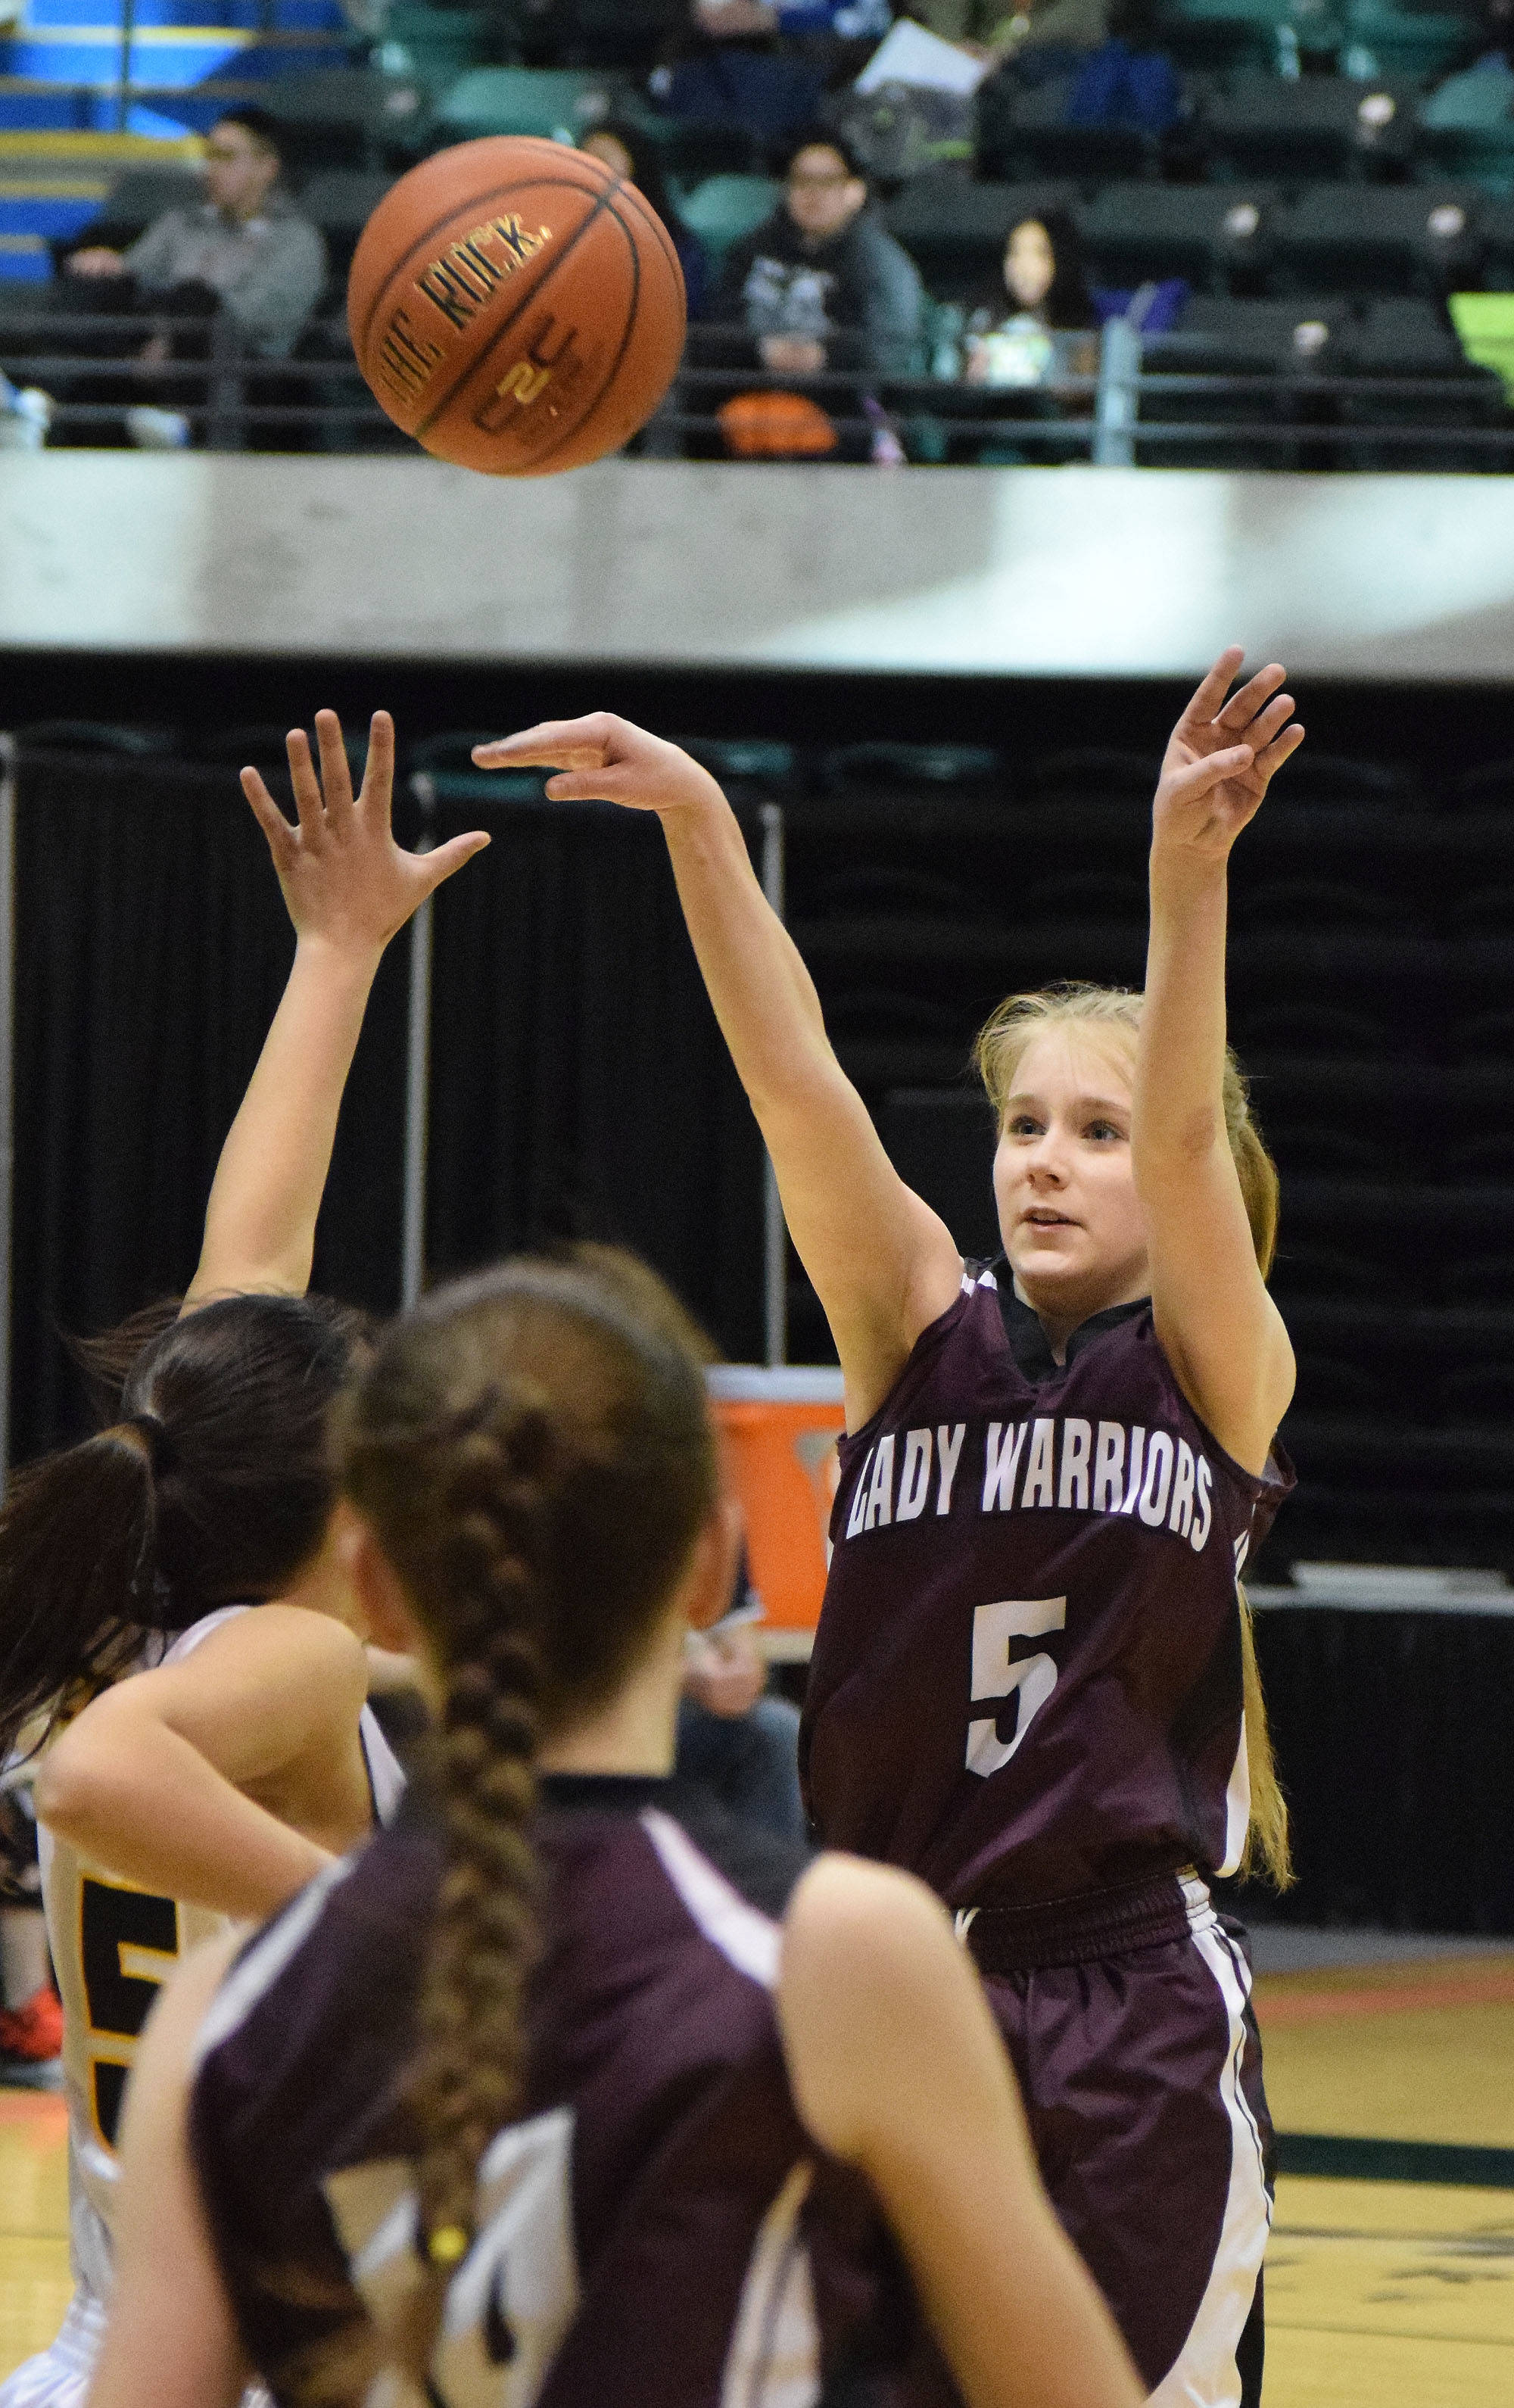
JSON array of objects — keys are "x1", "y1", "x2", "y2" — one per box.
[{"x1": 2, "y1": 452, "x2": 1512, "y2": 680}]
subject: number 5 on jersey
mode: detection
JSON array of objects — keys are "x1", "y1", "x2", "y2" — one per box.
[{"x1": 966, "y1": 1597, "x2": 1067, "y2": 1778}]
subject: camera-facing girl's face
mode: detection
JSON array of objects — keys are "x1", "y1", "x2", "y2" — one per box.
[{"x1": 1004, "y1": 220, "x2": 1056, "y2": 311}]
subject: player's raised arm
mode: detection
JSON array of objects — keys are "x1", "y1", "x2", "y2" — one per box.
[
  {"x1": 1135, "y1": 649, "x2": 1301, "y2": 1474},
  {"x1": 779, "y1": 1856, "x2": 1145, "y2": 2408},
  {"x1": 471, "y1": 715, "x2": 962, "y2": 1425},
  {"x1": 185, "y1": 710, "x2": 488, "y2": 1310}
]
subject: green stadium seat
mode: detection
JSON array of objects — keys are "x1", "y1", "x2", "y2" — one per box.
[
  {"x1": 434, "y1": 67, "x2": 625, "y2": 143},
  {"x1": 1269, "y1": 181, "x2": 1484, "y2": 291},
  {"x1": 1076, "y1": 181, "x2": 1278, "y2": 293},
  {"x1": 1339, "y1": 0, "x2": 1478, "y2": 78},
  {"x1": 1200, "y1": 73, "x2": 1418, "y2": 182},
  {"x1": 676, "y1": 175, "x2": 781, "y2": 264}
]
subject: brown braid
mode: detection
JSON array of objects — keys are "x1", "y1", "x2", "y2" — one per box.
[{"x1": 337, "y1": 1255, "x2": 718, "y2": 2373}]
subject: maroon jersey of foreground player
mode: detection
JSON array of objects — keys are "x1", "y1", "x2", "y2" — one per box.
[
  {"x1": 800, "y1": 1269, "x2": 1294, "y2": 1912},
  {"x1": 190, "y1": 1777, "x2": 956, "y2": 2408}
]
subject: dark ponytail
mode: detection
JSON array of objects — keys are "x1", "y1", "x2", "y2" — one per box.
[
  {"x1": 0, "y1": 1290, "x2": 369, "y2": 1760},
  {"x1": 338, "y1": 1252, "x2": 718, "y2": 2363}
]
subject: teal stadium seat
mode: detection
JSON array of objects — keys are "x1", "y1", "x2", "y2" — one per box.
[
  {"x1": 1419, "y1": 61, "x2": 1514, "y2": 192},
  {"x1": 434, "y1": 66, "x2": 626, "y2": 143},
  {"x1": 1339, "y1": 0, "x2": 1478, "y2": 78},
  {"x1": 675, "y1": 174, "x2": 780, "y2": 266}
]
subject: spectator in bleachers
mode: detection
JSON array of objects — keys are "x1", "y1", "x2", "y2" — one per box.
[
  {"x1": 648, "y1": 2, "x2": 830, "y2": 144},
  {"x1": 716, "y1": 126, "x2": 925, "y2": 375},
  {"x1": 65, "y1": 107, "x2": 326, "y2": 446},
  {"x1": 963, "y1": 208, "x2": 1098, "y2": 385},
  {"x1": 581, "y1": 118, "x2": 713, "y2": 315},
  {"x1": 1064, "y1": 0, "x2": 1181, "y2": 136}
]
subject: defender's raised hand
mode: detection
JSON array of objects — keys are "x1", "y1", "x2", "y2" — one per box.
[
  {"x1": 472, "y1": 712, "x2": 721, "y2": 818},
  {"x1": 243, "y1": 709, "x2": 489, "y2": 959},
  {"x1": 1153, "y1": 647, "x2": 1305, "y2": 861}
]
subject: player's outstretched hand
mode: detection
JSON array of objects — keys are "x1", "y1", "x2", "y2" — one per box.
[
  {"x1": 472, "y1": 712, "x2": 722, "y2": 817},
  {"x1": 242, "y1": 709, "x2": 490, "y2": 958},
  {"x1": 1153, "y1": 646, "x2": 1304, "y2": 863}
]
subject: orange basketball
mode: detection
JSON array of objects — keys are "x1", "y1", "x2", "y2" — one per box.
[{"x1": 347, "y1": 136, "x2": 687, "y2": 476}]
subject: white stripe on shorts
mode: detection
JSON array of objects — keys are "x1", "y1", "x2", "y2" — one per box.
[{"x1": 1148, "y1": 1879, "x2": 1271, "y2": 2408}]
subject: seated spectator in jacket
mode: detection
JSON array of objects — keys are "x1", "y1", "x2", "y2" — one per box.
[
  {"x1": 67, "y1": 108, "x2": 326, "y2": 365},
  {"x1": 717, "y1": 129, "x2": 925, "y2": 376},
  {"x1": 648, "y1": 2, "x2": 829, "y2": 142},
  {"x1": 964, "y1": 208, "x2": 1098, "y2": 385},
  {"x1": 581, "y1": 117, "x2": 712, "y2": 315}
]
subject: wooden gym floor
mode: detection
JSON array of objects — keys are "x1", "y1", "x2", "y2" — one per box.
[{"x1": 3, "y1": 1942, "x2": 1512, "y2": 2403}]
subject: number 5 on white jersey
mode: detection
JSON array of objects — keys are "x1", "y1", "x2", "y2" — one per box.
[{"x1": 965, "y1": 1597, "x2": 1067, "y2": 1779}]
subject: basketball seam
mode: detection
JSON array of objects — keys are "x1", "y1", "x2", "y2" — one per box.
[
  {"x1": 520, "y1": 198, "x2": 646, "y2": 473},
  {"x1": 410, "y1": 175, "x2": 625, "y2": 447}
]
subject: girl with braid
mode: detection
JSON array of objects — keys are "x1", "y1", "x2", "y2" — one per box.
[
  {"x1": 465, "y1": 651, "x2": 1304, "y2": 2408},
  {"x1": 89, "y1": 1252, "x2": 1142, "y2": 2408},
  {"x1": 0, "y1": 709, "x2": 486, "y2": 2408}
]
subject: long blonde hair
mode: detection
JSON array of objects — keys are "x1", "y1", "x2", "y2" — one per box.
[{"x1": 974, "y1": 982, "x2": 1292, "y2": 1889}]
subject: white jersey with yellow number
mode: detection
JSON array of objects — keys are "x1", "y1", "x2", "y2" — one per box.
[{"x1": 35, "y1": 1605, "x2": 406, "y2": 2298}]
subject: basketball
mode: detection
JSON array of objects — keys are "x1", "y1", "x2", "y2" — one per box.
[{"x1": 347, "y1": 136, "x2": 687, "y2": 476}]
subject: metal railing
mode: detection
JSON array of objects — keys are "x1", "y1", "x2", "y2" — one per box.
[{"x1": 2, "y1": 305, "x2": 1510, "y2": 466}]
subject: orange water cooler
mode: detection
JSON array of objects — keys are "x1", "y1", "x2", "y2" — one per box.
[{"x1": 708, "y1": 1366, "x2": 846, "y2": 1659}]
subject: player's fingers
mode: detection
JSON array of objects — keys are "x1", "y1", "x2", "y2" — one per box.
[
  {"x1": 240, "y1": 766, "x2": 295, "y2": 862},
  {"x1": 283, "y1": 728, "x2": 325, "y2": 842},
  {"x1": 472, "y1": 712, "x2": 627, "y2": 769},
  {"x1": 1252, "y1": 722, "x2": 1306, "y2": 780},
  {"x1": 473, "y1": 740, "x2": 609, "y2": 775},
  {"x1": 1214, "y1": 663, "x2": 1287, "y2": 732},
  {"x1": 313, "y1": 709, "x2": 355, "y2": 830},
  {"x1": 1170, "y1": 743, "x2": 1254, "y2": 799},
  {"x1": 357, "y1": 709, "x2": 395, "y2": 824},
  {"x1": 540, "y1": 769, "x2": 643, "y2": 805},
  {"x1": 1180, "y1": 646, "x2": 1247, "y2": 729},
  {"x1": 1238, "y1": 691, "x2": 1294, "y2": 750},
  {"x1": 419, "y1": 830, "x2": 491, "y2": 892}
]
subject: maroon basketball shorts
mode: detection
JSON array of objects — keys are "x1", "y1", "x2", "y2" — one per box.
[{"x1": 966, "y1": 1871, "x2": 1272, "y2": 2408}]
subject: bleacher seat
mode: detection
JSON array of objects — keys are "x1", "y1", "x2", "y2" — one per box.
[
  {"x1": 1338, "y1": 0, "x2": 1477, "y2": 79},
  {"x1": 885, "y1": 178, "x2": 1078, "y2": 304},
  {"x1": 257, "y1": 70, "x2": 430, "y2": 170},
  {"x1": 1338, "y1": 292, "x2": 1505, "y2": 465},
  {"x1": 1268, "y1": 182, "x2": 1484, "y2": 292},
  {"x1": 675, "y1": 174, "x2": 780, "y2": 264},
  {"x1": 983, "y1": 77, "x2": 1165, "y2": 185},
  {"x1": 433, "y1": 66, "x2": 624, "y2": 143},
  {"x1": 1198, "y1": 73, "x2": 1417, "y2": 182},
  {"x1": 298, "y1": 171, "x2": 397, "y2": 279},
  {"x1": 818, "y1": 741, "x2": 1006, "y2": 797},
  {"x1": 1076, "y1": 181, "x2": 1276, "y2": 294},
  {"x1": 1418, "y1": 62, "x2": 1514, "y2": 190},
  {"x1": 1148, "y1": 0, "x2": 1286, "y2": 76}
]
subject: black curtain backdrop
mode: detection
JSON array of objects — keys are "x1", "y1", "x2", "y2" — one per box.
[
  {"x1": 11, "y1": 746, "x2": 410, "y2": 1460},
  {"x1": 1241, "y1": 1606, "x2": 1514, "y2": 1936},
  {"x1": 420, "y1": 787, "x2": 764, "y2": 1361},
  {"x1": 8, "y1": 749, "x2": 765, "y2": 1466}
]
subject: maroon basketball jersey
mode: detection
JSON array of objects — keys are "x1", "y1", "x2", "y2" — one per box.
[
  {"x1": 799, "y1": 1270, "x2": 1293, "y2": 1909},
  {"x1": 189, "y1": 1777, "x2": 955, "y2": 2408}
]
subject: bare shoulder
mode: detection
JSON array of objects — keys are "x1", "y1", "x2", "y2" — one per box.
[
  {"x1": 117, "y1": 1606, "x2": 370, "y2": 1742},
  {"x1": 166, "y1": 1605, "x2": 366, "y2": 1686}
]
